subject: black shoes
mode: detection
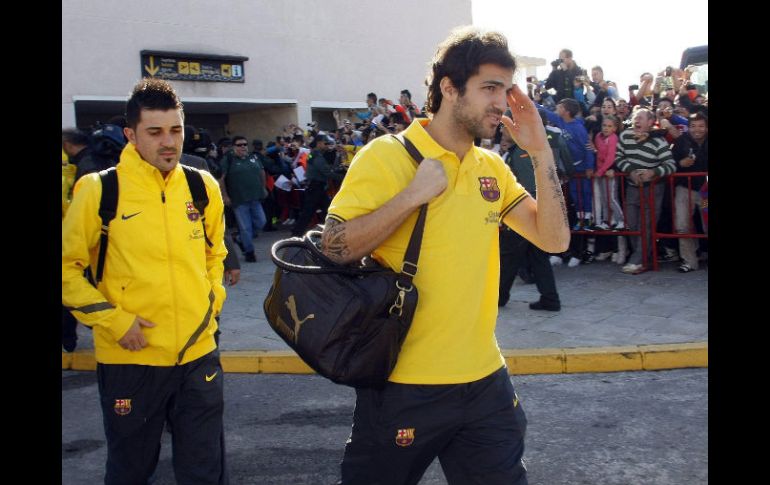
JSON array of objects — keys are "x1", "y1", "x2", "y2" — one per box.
[
  {"x1": 244, "y1": 252, "x2": 257, "y2": 263},
  {"x1": 529, "y1": 300, "x2": 561, "y2": 311}
]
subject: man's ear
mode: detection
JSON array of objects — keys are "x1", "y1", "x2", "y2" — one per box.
[
  {"x1": 440, "y1": 76, "x2": 458, "y2": 103},
  {"x1": 123, "y1": 127, "x2": 136, "y2": 145}
]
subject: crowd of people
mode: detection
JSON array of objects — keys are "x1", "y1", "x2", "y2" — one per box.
[
  {"x1": 520, "y1": 49, "x2": 708, "y2": 278},
  {"x1": 63, "y1": 50, "x2": 709, "y2": 317},
  {"x1": 62, "y1": 48, "x2": 709, "y2": 318}
]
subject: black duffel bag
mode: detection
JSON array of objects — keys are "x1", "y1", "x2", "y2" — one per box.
[{"x1": 263, "y1": 134, "x2": 427, "y2": 388}]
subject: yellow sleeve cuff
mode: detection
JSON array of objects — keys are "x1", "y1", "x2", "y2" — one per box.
[{"x1": 102, "y1": 308, "x2": 136, "y2": 341}]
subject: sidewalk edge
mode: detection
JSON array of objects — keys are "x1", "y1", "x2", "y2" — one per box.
[{"x1": 62, "y1": 342, "x2": 708, "y2": 374}]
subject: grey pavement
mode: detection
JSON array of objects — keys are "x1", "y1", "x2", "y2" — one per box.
[
  {"x1": 71, "y1": 226, "x2": 708, "y2": 353},
  {"x1": 63, "y1": 227, "x2": 708, "y2": 484},
  {"x1": 62, "y1": 368, "x2": 708, "y2": 484}
]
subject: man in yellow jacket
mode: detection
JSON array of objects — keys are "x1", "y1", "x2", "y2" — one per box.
[{"x1": 62, "y1": 78, "x2": 229, "y2": 484}]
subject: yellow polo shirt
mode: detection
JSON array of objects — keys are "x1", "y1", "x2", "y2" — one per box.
[{"x1": 327, "y1": 119, "x2": 528, "y2": 384}]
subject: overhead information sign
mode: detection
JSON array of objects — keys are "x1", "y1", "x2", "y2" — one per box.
[{"x1": 140, "y1": 50, "x2": 247, "y2": 83}]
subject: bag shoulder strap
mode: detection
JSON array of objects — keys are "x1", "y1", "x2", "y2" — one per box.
[
  {"x1": 95, "y1": 168, "x2": 118, "y2": 283},
  {"x1": 181, "y1": 165, "x2": 213, "y2": 248},
  {"x1": 391, "y1": 134, "x2": 428, "y2": 292}
]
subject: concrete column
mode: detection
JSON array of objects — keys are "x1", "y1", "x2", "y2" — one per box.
[
  {"x1": 296, "y1": 104, "x2": 312, "y2": 130},
  {"x1": 62, "y1": 102, "x2": 77, "y2": 128}
]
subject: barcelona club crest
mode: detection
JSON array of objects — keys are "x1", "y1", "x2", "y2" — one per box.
[
  {"x1": 186, "y1": 201, "x2": 200, "y2": 222},
  {"x1": 395, "y1": 428, "x2": 415, "y2": 447},
  {"x1": 478, "y1": 177, "x2": 500, "y2": 202},
  {"x1": 114, "y1": 398, "x2": 132, "y2": 416}
]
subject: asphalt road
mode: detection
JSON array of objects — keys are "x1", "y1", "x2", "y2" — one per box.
[{"x1": 62, "y1": 368, "x2": 707, "y2": 484}]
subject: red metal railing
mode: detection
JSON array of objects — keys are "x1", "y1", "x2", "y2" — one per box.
[
  {"x1": 650, "y1": 172, "x2": 708, "y2": 271},
  {"x1": 567, "y1": 172, "x2": 649, "y2": 268},
  {"x1": 567, "y1": 171, "x2": 708, "y2": 271}
]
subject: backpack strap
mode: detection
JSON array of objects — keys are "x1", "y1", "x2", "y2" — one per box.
[
  {"x1": 95, "y1": 168, "x2": 118, "y2": 284},
  {"x1": 181, "y1": 165, "x2": 212, "y2": 247}
]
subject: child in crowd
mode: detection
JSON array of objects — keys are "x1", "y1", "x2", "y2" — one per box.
[{"x1": 592, "y1": 115, "x2": 625, "y2": 231}]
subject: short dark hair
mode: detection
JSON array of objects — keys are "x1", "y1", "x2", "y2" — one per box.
[
  {"x1": 424, "y1": 26, "x2": 516, "y2": 114},
  {"x1": 367, "y1": 92, "x2": 377, "y2": 103},
  {"x1": 560, "y1": 48, "x2": 573, "y2": 59},
  {"x1": 591, "y1": 65, "x2": 603, "y2": 74},
  {"x1": 557, "y1": 98, "x2": 580, "y2": 118},
  {"x1": 252, "y1": 139, "x2": 264, "y2": 150},
  {"x1": 688, "y1": 112, "x2": 708, "y2": 127},
  {"x1": 107, "y1": 115, "x2": 127, "y2": 128},
  {"x1": 390, "y1": 111, "x2": 407, "y2": 125},
  {"x1": 232, "y1": 135, "x2": 248, "y2": 145},
  {"x1": 125, "y1": 78, "x2": 183, "y2": 130},
  {"x1": 62, "y1": 128, "x2": 90, "y2": 146},
  {"x1": 400, "y1": 89, "x2": 412, "y2": 100},
  {"x1": 601, "y1": 97, "x2": 617, "y2": 109}
]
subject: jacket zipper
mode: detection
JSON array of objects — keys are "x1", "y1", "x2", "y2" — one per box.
[{"x1": 160, "y1": 186, "x2": 180, "y2": 362}]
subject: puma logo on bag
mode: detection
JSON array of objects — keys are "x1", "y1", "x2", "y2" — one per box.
[{"x1": 284, "y1": 295, "x2": 314, "y2": 342}]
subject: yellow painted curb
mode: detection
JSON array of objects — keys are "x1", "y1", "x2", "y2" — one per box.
[
  {"x1": 503, "y1": 348, "x2": 564, "y2": 374},
  {"x1": 70, "y1": 351, "x2": 97, "y2": 371},
  {"x1": 640, "y1": 342, "x2": 708, "y2": 370},
  {"x1": 564, "y1": 346, "x2": 643, "y2": 373},
  {"x1": 62, "y1": 352, "x2": 73, "y2": 370},
  {"x1": 62, "y1": 342, "x2": 708, "y2": 375},
  {"x1": 220, "y1": 351, "x2": 263, "y2": 373},
  {"x1": 256, "y1": 351, "x2": 315, "y2": 374}
]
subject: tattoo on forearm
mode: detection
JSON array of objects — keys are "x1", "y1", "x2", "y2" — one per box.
[
  {"x1": 545, "y1": 165, "x2": 569, "y2": 227},
  {"x1": 321, "y1": 218, "x2": 351, "y2": 261}
]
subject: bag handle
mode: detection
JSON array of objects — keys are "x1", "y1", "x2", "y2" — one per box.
[
  {"x1": 271, "y1": 231, "x2": 384, "y2": 275},
  {"x1": 270, "y1": 134, "x2": 428, "y2": 285}
]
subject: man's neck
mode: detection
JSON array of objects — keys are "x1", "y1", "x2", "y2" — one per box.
[{"x1": 423, "y1": 111, "x2": 474, "y2": 161}]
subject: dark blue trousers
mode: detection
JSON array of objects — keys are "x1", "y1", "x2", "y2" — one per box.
[
  {"x1": 499, "y1": 229, "x2": 560, "y2": 307},
  {"x1": 97, "y1": 350, "x2": 228, "y2": 485},
  {"x1": 339, "y1": 366, "x2": 528, "y2": 485}
]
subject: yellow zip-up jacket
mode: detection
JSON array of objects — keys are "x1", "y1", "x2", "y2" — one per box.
[{"x1": 62, "y1": 143, "x2": 227, "y2": 366}]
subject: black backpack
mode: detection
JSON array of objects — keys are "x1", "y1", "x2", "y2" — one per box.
[{"x1": 91, "y1": 165, "x2": 211, "y2": 284}]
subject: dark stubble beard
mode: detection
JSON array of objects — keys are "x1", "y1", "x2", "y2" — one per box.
[{"x1": 452, "y1": 95, "x2": 499, "y2": 140}]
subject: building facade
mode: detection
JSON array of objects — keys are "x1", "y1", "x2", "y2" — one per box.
[{"x1": 63, "y1": 0, "x2": 543, "y2": 142}]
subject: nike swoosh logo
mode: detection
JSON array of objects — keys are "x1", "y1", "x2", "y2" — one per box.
[
  {"x1": 205, "y1": 372, "x2": 218, "y2": 382},
  {"x1": 121, "y1": 212, "x2": 142, "y2": 220}
]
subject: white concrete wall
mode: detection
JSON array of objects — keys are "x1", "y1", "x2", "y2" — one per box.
[{"x1": 63, "y1": 0, "x2": 473, "y2": 130}]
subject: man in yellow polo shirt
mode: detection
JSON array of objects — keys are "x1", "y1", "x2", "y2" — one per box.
[{"x1": 321, "y1": 26, "x2": 570, "y2": 485}]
